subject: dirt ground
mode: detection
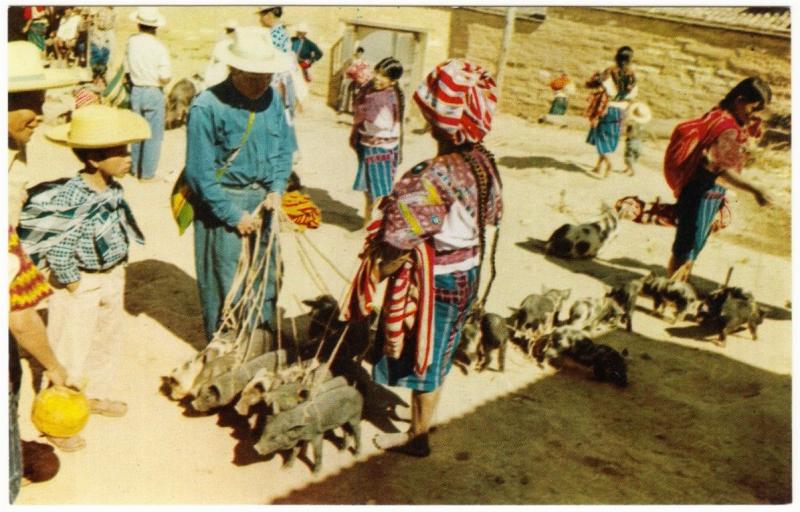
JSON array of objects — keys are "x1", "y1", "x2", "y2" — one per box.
[{"x1": 13, "y1": 6, "x2": 792, "y2": 506}]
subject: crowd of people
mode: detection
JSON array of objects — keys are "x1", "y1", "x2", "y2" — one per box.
[
  {"x1": 7, "y1": 5, "x2": 776, "y2": 502},
  {"x1": 14, "y1": 6, "x2": 115, "y2": 87}
]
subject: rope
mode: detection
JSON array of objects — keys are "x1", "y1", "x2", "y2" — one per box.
[{"x1": 299, "y1": 231, "x2": 351, "y2": 284}]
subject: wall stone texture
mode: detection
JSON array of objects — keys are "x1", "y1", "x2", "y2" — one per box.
[
  {"x1": 448, "y1": 7, "x2": 790, "y2": 125},
  {"x1": 112, "y1": 7, "x2": 789, "y2": 133}
]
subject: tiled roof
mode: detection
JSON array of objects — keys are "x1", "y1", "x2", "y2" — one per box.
[
  {"x1": 457, "y1": 6, "x2": 547, "y2": 22},
  {"x1": 597, "y1": 7, "x2": 790, "y2": 38}
]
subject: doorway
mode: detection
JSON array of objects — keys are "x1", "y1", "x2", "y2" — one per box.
[{"x1": 336, "y1": 21, "x2": 426, "y2": 123}]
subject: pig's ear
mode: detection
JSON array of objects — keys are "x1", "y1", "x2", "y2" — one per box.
[{"x1": 622, "y1": 348, "x2": 629, "y2": 358}]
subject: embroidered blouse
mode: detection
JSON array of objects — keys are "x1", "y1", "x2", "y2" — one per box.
[{"x1": 380, "y1": 148, "x2": 503, "y2": 274}]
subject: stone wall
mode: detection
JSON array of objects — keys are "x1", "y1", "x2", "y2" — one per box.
[{"x1": 448, "y1": 7, "x2": 791, "y2": 123}]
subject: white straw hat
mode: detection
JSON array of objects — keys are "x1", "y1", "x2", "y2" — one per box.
[
  {"x1": 224, "y1": 19, "x2": 239, "y2": 30},
  {"x1": 294, "y1": 22, "x2": 309, "y2": 33},
  {"x1": 8, "y1": 41, "x2": 82, "y2": 93},
  {"x1": 46, "y1": 105, "x2": 151, "y2": 148},
  {"x1": 626, "y1": 102, "x2": 652, "y2": 125},
  {"x1": 129, "y1": 7, "x2": 166, "y2": 28},
  {"x1": 219, "y1": 26, "x2": 292, "y2": 74}
]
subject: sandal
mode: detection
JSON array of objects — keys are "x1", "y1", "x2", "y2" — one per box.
[
  {"x1": 46, "y1": 435, "x2": 86, "y2": 452},
  {"x1": 89, "y1": 399, "x2": 128, "y2": 417}
]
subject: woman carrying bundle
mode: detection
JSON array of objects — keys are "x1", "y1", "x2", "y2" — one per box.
[{"x1": 665, "y1": 76, "x2": 772, "y2": 281}]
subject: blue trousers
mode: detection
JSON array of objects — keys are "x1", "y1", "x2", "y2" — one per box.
[
  {"x1": 193, "y1": 184, "x2": 279, "y2": 342},
  {"x1": 130, "y1": 86, "x2": 165, "y2": 180},
  {"x1": 90, "y1": 43, "x2": 110, "y2": 78}
]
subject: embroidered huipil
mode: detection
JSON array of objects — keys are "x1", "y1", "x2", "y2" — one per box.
[
  {"x1": 353, "y1": 85, "x2": 400, "y2": 149},
  {"x1": 381, "y1": 149, "x2": 503, "y2": 274},
  {"x1": 9, "y1": 226, "x2": 52, "y2": 312},
  {"x1": 19, "y1": 176, "x2": 144, "y2": 285},
  {"x1": 184, "y1": 79, "x2": 295, "y2": 227}
]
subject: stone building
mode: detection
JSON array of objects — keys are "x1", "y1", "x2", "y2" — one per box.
[{"x1": 285, "y1": 6, "x2": 789, "y2": 125}]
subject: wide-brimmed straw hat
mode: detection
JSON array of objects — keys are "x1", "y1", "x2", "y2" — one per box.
[
  {"x1": 8, "y1": 41, "x2": 82, "y2": 93},
  {"x1": 129, "y1": 7, "x2": 166, "y2": 28},
  {"x1": 219, "y1": 26, "x2": 292, "y2": 74},
  {"x1": 224, "y1": 19, "x2": 239, "y2": 30},
  {"x1": 46, "y1": 105, "x2": 151, "y2": 148},
  {"x1": 294, "y1": 22, "x2": 309, "y2": 33},
  {"x1": 626, "y1": 101, "x2": 652, "y2": 124}
]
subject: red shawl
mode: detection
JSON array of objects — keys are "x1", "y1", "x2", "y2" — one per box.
[
  {"x1": 341, "y1": 207, "x2": 436, "y2": 377},
  {"x1": 664, "y1": 107, "x2": 762, "y2": 197}
]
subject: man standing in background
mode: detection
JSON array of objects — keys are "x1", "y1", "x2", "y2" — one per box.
[
  {"x1": 291, "y1": 22, "x2": 323, "y2": 83},
  {"x1": 125, "y1": 7, "x2": 171, "y2": 181}
]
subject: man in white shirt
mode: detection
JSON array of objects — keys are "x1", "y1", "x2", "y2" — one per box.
[{"x1": 125, "y1": 7, "x2": 171, "y2": 181}]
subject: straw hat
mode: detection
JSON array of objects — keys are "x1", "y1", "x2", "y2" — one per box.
[
  {"x1": 626, "y1": 102, "x2": 652, "y2": 125},
  {"x1": 8, "y1": 41, "x2": 81, "y2": 93},
  {"x1": 219, "y1": 26, "x2": 292, "y2": 74},
  {"x1": 46, "y1": 105, "x2": 151, "y2": 148},
  {"x1": 294, "y1": 22, "x2": 309, "y2": 33},
  {"x1": 224, "y1": 19, "x2": 239, "y2": 30},
  {"x1": 129, "y1": 7, "x2": 166, "y2": 28}
]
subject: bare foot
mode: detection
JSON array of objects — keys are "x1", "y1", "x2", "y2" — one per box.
[
  {"x1": 373, "y1": 431, "x2": 412, "y2": 450},
  {"x1": 89, "y1": 398, "x2": 128, "y2": 417}
]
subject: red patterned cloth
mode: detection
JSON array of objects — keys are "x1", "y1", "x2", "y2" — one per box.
[
  {"x1": 615, "y1": 195, "x2": 732, "y2": 233},
  {"x1": 342, "y1": 204, "x2": 436, "y2": 377},
  {"x1": 550, "y1": 74, "x2": 570, "y2": 91},
  {"x1": 664, "y1": 107, "x2": 762, "y2": 197},
  {"x1": 73, "y1": 87, "x2": 100, "y2": 109},
  {"x1": 413, "y1": 59, "x2": 497, "y2": 145},
  {"x1": 281, "y1": 191, "x2": 321, "y2": 231},
  {"x1": 9, "y1": 225, "x2": 53, "y2": 312}
]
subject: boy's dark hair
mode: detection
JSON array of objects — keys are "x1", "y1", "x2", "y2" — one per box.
[
  {"x1": 375, "y1": 57, "x2": 403, "y2": 81},
  {"x1": 72, "y1": 147, "x2": 105, "y2": 166},
  {"x1": 261, "y1": 6, "x2": 282, "y2": 17},
  {"x1": 615, "y1": 46, "x2": 634, "y2": 66},
  {"x1": 138, "y1": 24, "x2": 157, "y2": 34},
  {"x1": 355, "y1": 46, "x2": 364, "y2": 54},
  {"x1": 719, "y1": 76, "x2": 772, "y2": 111}
]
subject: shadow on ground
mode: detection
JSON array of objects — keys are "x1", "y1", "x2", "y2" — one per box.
[
  {"x1": 516, "y1": 238, "x2": 791, "y2": 321},
  {"x1": 272, "y1": 330, "x2": 791, "y2": 505},
  {"x1": 498, "y1": 155, "x2": 591, "y2": 175},
  {"x1": 305, "y1": 187, "x2": 363, "y2": 232},
  {"x1": 125, "y1": 259, "x2": 206, "y2": 351}
]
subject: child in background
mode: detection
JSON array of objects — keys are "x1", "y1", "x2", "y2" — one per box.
[
  {"x1": 350, "y1": 57, "x2": 404, "y2": 225},
  {"x1": 18, "y1": 105, "x2": 150, "y2": 452},
  {"x1": 623, "y1": 101, "x2": 651, "y2": 176},
  {"x1": 548, "y1": 71, "x2": 575, "y2": 116}
]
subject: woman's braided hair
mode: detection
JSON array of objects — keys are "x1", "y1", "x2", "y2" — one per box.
[
  {"x1": 459, "y1": 142, "x2": 502, "y2": 313},
  {"x1": 375, "y1": 57, "x2": 406, "y2": 162}
]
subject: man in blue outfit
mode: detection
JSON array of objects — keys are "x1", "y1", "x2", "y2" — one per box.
[
  {"x1": 184, "y1": 26, "x2": 295, "y2": 342},
  {"x1": 290, "y1": 22, "x2": 323, "y2": 83}
]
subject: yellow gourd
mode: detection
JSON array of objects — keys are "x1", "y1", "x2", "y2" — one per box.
[{"x1": 31, "y1": 386, "x2": 90, "y2": 438}]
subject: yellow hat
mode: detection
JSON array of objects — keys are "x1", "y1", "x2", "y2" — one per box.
[
  {"x1": 46, "y1": 105, "x2": 151, "y2": 148},
  {"x1": 8, "y1": 41, "x2": 82, "y2": 93}
]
